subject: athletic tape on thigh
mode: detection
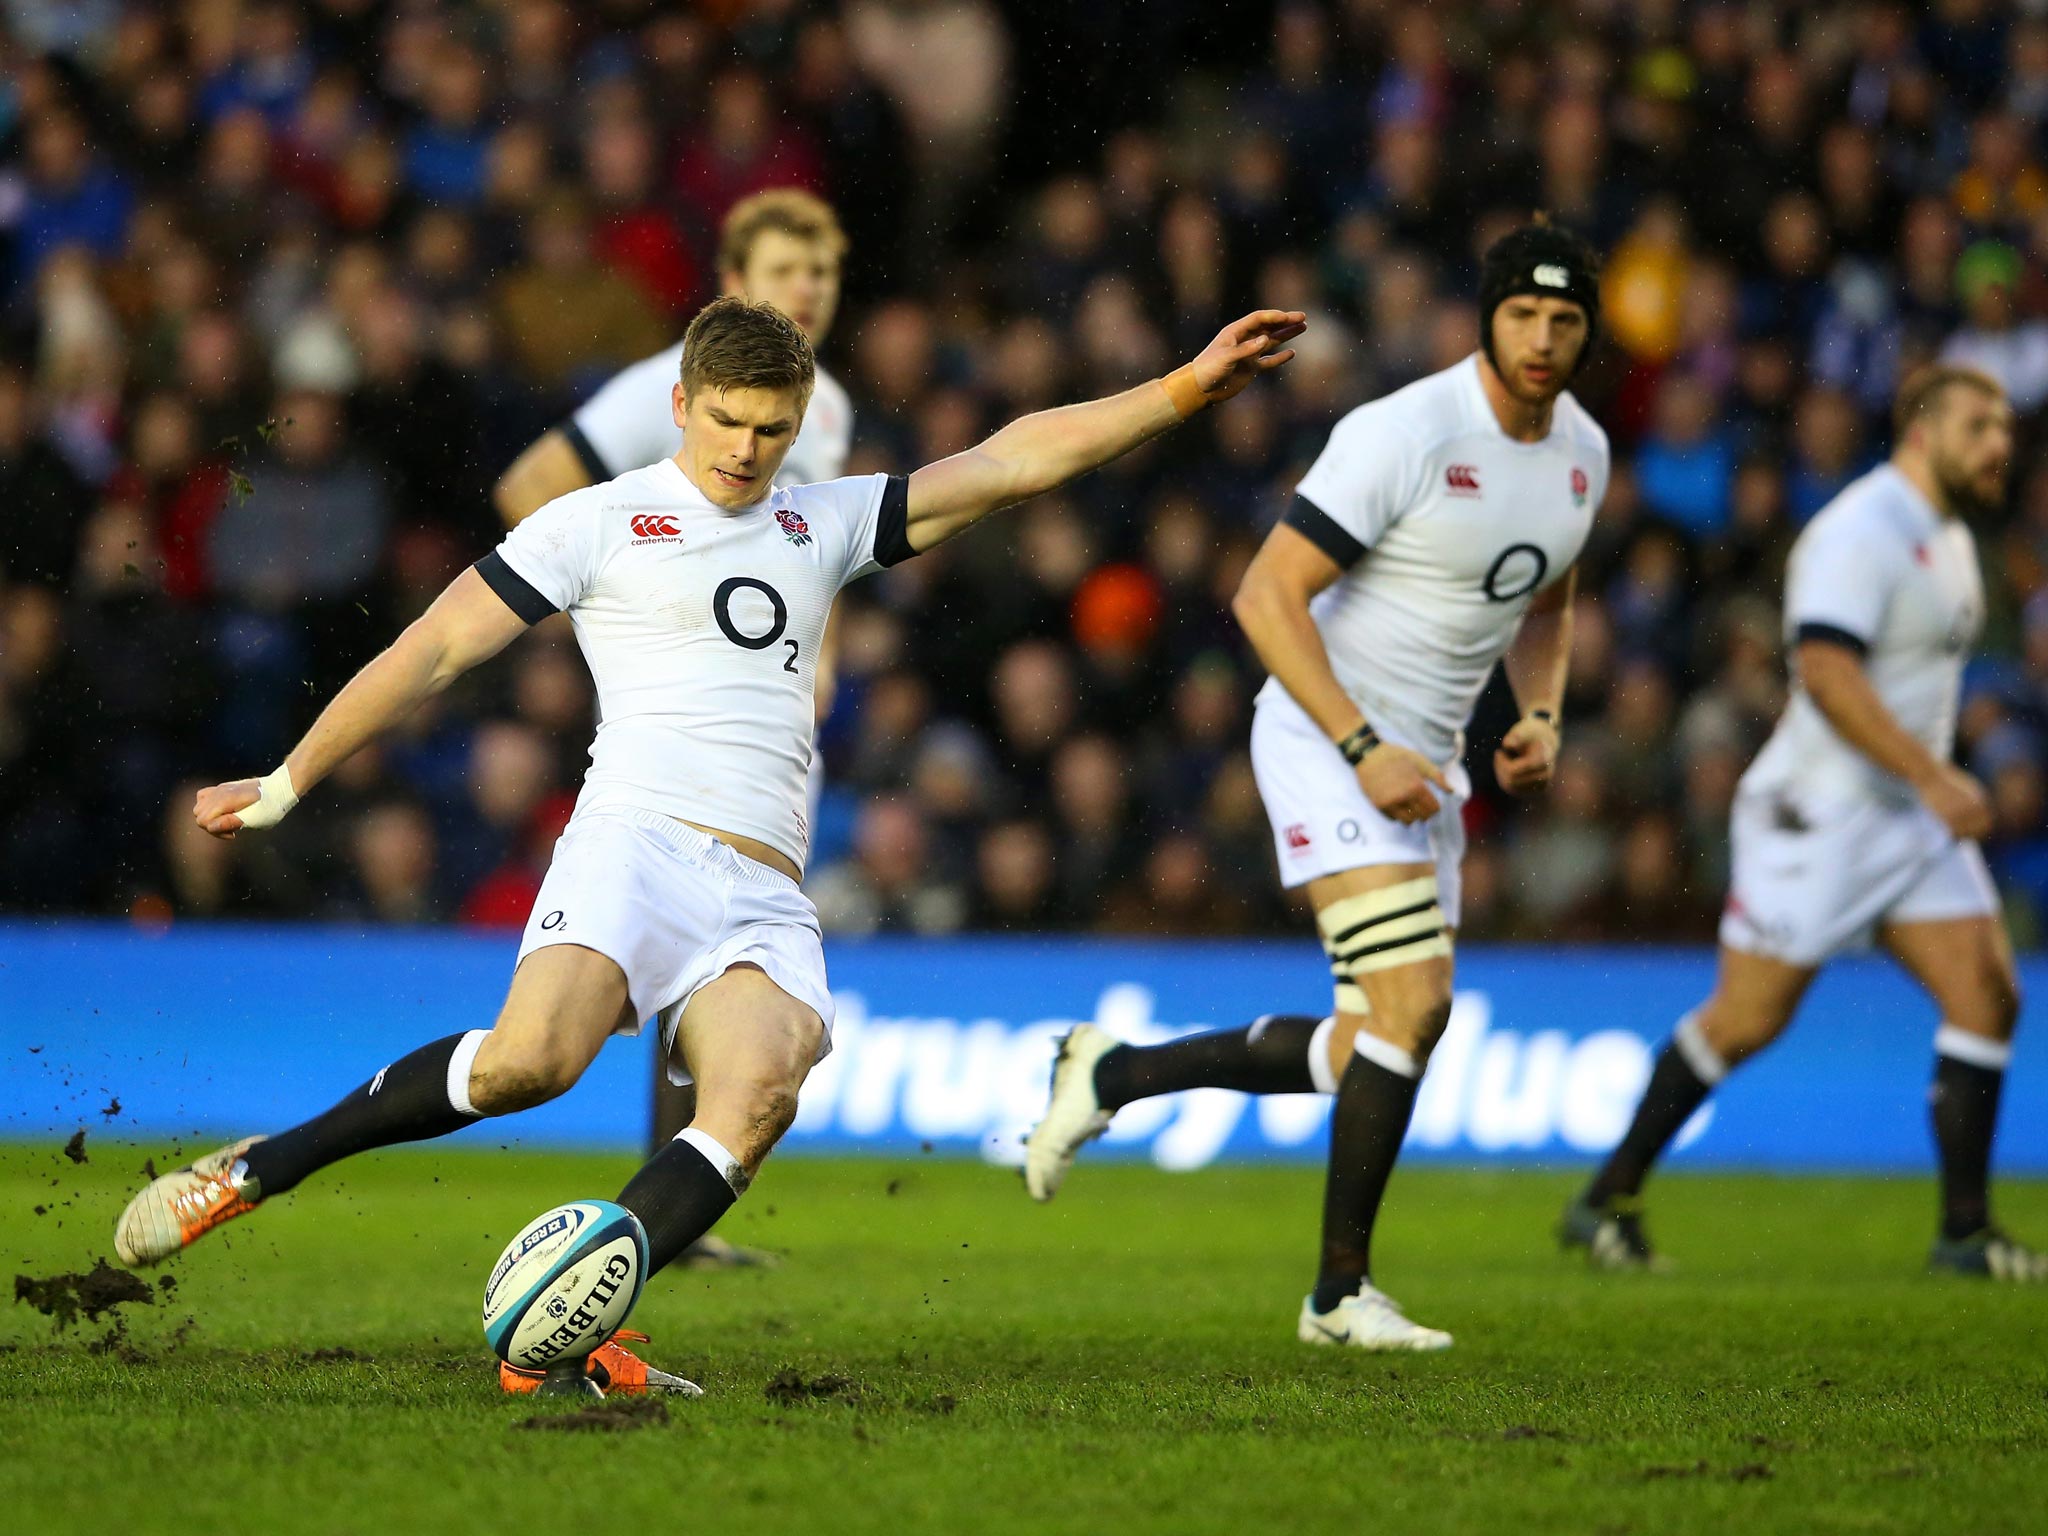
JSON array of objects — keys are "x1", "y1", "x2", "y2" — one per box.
[{"x1": 1317, "y1": 876, "x2": 1452, "y2": 1007}]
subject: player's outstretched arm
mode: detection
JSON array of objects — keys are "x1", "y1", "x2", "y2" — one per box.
[
  {"x1": 1495, "y1": 567, "x2": 1575, "y2": 795},
  {"x1": 900, "y1": 309, "x2": 1305, "y2": 553},
  {"x1": 1798, "y1": 638, "x2": 1992, "y2": 840},
  {"x1": 192, "y1": 568, "x2": 533, "y2": 839}
]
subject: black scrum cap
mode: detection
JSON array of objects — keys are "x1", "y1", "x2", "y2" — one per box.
[{"x1": 1478, "y1": 221, "x2": 1601, "y2": 375}]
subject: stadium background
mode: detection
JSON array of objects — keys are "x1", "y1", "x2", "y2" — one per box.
[
  {"x1": 3, "y1": 1, "x2": 2048, "y2": 1170},
  {"x1": 3, "y1": 0, "x2": 2047, "y2": 945}
]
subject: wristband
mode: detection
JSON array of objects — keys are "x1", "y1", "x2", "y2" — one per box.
[
  {"x1": 1337, "y1": 723, "x2": 1381, "y2": 766},
  {"x1": 1160, "y1": 364, "x2": 1208, "y2": 419},
  {"x1": 236, "y1": 763, "x2": 300, "y2": 831}
]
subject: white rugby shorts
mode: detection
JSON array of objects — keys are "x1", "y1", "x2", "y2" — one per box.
[
  {"x1": 515, "y1": 808, "x2": 835, "y2": 1083},
  {"x1": 1250, "y1": 686, "x2": 1470, "y2": 922},
  {"x1": 1718, "y1": 789, "x2": 1997, "y2": 967}
]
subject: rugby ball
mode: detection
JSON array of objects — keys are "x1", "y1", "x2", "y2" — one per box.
[{"x1": 482, "y1": 1199, "x2": 649, "y2": 1370}]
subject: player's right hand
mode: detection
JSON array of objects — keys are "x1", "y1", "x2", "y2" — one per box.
[
  {"x1": 1918, "y1": 764, "x2": 1994, "y2": 842},
  {"x1": 1357, "y1": 745, "x2": 1452, "y2": 825},
  {"x1": 193, "y1": 780, "x2": 264, "y2": 840}
]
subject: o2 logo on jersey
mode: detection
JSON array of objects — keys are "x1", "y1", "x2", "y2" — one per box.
[
  {"x1": 714, "y1": 577, "x2": 788, "y2": 649},
  {"x1": 630, "y1": 514, "x2": 684, "y2": 542},
  {"x1": 1570, "y1": 466, "x2": 1588, "y2": 508},
  {"x1": 714, "y1": 576, "x2": 803, "y2": 676},
  {"x1": 774, "y1": 508, "x2": 813, "y2": 547},
  {"x1": 1482, "y1": 543, "x2": 1549, "y2": 602}
]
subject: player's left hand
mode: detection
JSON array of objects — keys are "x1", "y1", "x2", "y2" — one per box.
[
  {"x1": 1494, "y1": 715, "x2": 1561, "y2": 796},
  {"x1": 1188, "y1": 310, "x2": 1308, "y2": 404}
]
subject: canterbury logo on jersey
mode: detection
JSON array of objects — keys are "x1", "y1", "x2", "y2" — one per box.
[
  {"x1": 630, "y1": 515, "x2": 683, "y2": 540},
  {"x1": 1445, "y1": 465, "x2": 1481, "y2": 495}
]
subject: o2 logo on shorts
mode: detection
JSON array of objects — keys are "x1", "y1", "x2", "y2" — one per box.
[{"x1": 1482, "y1": 543, "x2": 1549, "y2": 602}]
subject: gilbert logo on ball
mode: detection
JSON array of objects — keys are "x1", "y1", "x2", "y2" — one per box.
[{"x1": 482, "y1": 1200, "x2": 649, "y2": 1370}]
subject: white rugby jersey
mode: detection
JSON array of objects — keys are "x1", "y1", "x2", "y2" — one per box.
[
  {"x1": 1262, "y1": 354, "x2": 1609, "y2": 761},
  {"x1": 1741, "y1": 464, "x2": 1983, "y2": 811},
  {"x1": 565, "y1": 340, "x2": 854, "y2": 488},
  {"x1": 477, "y1": 460, "x2": 912, "y2": 869}
]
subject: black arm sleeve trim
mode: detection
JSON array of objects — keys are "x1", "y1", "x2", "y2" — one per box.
[
  {"x1": 1283, "y1": 495, "x2": 1367, "y2": 568},
  {"x1": 1794, "y1": 621, "x2": 1871, "y2": 658},
  {"x1": 473, "y1": 551, "x2": 558, "y2": 624},
  {"x1": 872, "y1": 475, "x2": 915, "y2": 568},
  {"x1": 560, "y1": 420, "x2": 612, "y2": 483}
]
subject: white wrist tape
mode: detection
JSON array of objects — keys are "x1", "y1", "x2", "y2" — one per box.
[{"x1": 236, "y1": 764, "x2": 300, "y2": 830}]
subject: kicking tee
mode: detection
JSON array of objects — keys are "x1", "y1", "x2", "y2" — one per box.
[
  {"x1": 476, "y1": 460, "x2": 912, "y2": 871},
  {"x1": 1741, "y1": 464, "x2": 1983, "y2": 812},
  {"x1": 1265, "y1": 354, "x2": 1609, "y2": 762},
  {"x1": 565, "y1": 340, "x2": 854, "y2": 487}
]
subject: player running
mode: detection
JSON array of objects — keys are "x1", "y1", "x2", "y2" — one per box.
[
  {"x1": 1563, "y1": 366, "x2": 2044, "y2": 1282},
  {"x1": 1025, "y1": 223, "x2": 1609, "y2": 1352},
  {"x1": 495, "y1": 188, "x2": 855, "y2": 1260},
  {"x1": 111, "y1": 295, "x2": 1306, "y2": 1394}
]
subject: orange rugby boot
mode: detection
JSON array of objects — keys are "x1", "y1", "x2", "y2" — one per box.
[
  {"x1": 497, "y1": 1331, "x2": 703, "y2": 1397},
  {"x1": 113, "y1": 1136, "x2": 268, "y2": 1267}
]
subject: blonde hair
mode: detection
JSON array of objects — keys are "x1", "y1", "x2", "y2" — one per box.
[
  {"x1": 718, "y1": 188, "x2": 847, "y2": 277},
  {"x1": 1893, "y1": 364, "x2": 2005, "y2": 439}
]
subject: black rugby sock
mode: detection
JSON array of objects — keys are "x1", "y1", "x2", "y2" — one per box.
[
  {"x1": 1311, "y1": 1052, "x2": 1422, "y2": 1313},
  {"x1": 240, "y1": 1031, "x2": 484, "y2": 1198},
  {"x1": 1093, "y1": 1015, "x2": 1326, "y2": 1109},
  {"x1": 618, "y1": 1131, "x2": 744, "y2": 1273},
  {"x1": 1585, "y1": 1040, "x2": 1715, "y2": 1206},
  {"x1": 1931, "y1": 1049, "x2": 2005, "y2": 1242}
]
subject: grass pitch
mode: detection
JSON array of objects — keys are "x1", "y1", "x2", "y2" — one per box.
[{"x1": 4, "y1": 1143, "x2": 2043, "y2": 1536}]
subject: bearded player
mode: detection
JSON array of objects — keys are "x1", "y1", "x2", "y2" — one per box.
[
  {"x1": 1025, "y1": 223, "x2": 1609, "y2": 1352},
  {"x1": 495, "y1": 188, "x2": 854, "y2": 1250},
  {"x1": 111, "y1": 296, "x2": 1306, "y2": 1394},
  {"x1": 1563, "y1": 367, "x2": 2044, "y2": 1282}
]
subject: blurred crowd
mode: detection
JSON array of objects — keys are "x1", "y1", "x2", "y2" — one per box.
[{"x1": 4, "y1": 0, "x2": 2048, "y2": 947}]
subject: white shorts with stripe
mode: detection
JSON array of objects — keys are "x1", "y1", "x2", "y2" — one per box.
[
  {"x1": 1249, "y1": 685, "x2": 1470, "y2": 923},
  {"x1": 1718, "y1": 789, "x2": 1997, "y2": 968},
  {"x1": 516, "y1": 808, "x2": 835, "y2": 1084}
]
